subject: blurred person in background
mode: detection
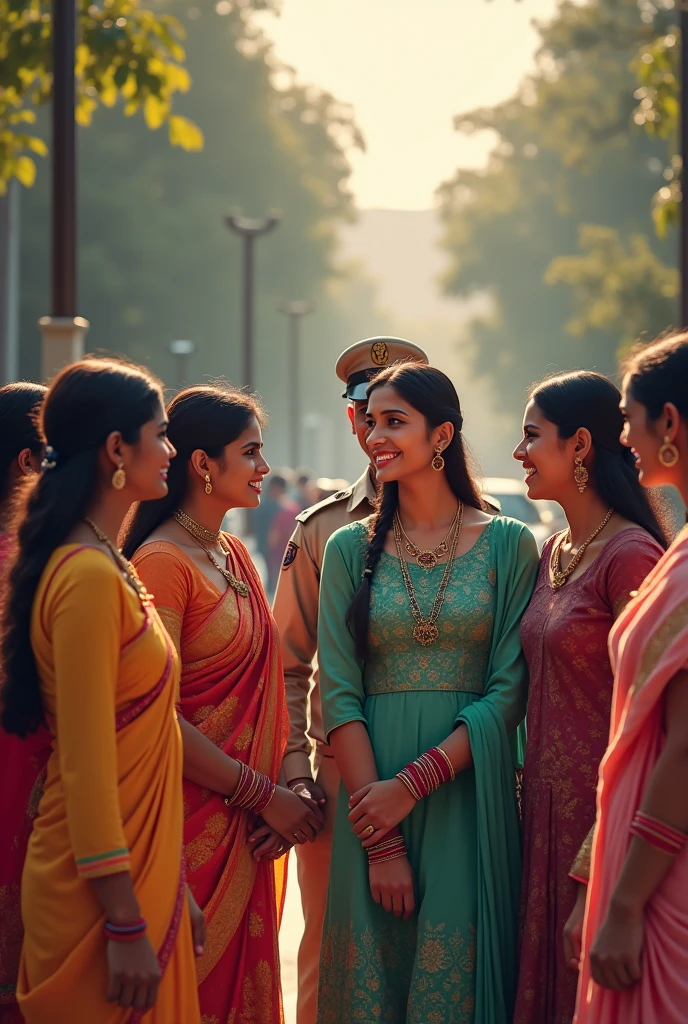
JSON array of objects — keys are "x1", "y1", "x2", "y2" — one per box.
[
  {"x1": 512, "y1": 371, "x2": 667, "y2": 1024},
  {"x1": 574, "y1": 335, "x2": 688, "y2": 1024},
  {"x1": 0, "y1": 382, "x2": 48, "y2": 1024},
  {"x1": 267, "y1": 473, "x2": 300, "y2": 594},
  {"x1": 122, "y1": 385, "x2": 323, "y2": 1024},
  {"x1": 273, "y1": 337, "x2": 427, "y2": 1024},
  {"x1": 294, "y1": 470, "x2": 316, "y2": 511},
  {"x1": 316, "y1": 362, "x2": 538, "y2": 1024},
  {"x1": 0, "y1": 358, "x2": 202, "y2": 1023}
]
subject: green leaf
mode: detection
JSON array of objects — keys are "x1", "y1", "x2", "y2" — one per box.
[
  {"x1": 14, "y1": 155, "x2": 36, "y2": 187},
  {"x1": 168, "y1": 114, "x2": 204, "y2": 151}
]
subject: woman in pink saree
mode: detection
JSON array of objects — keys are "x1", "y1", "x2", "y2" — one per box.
[{"x1": 575, "y1": 332, "x2": 688, "y2": 1024}]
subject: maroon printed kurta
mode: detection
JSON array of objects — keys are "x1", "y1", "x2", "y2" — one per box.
[{"x1": 514, "y1": 528, "x2": 662, "y2": 1024}]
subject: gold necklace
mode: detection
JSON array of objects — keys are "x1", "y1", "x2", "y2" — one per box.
[
  {"x1": 549, "y1": 508, "x2": 614, "y2": 589},
  {"x1": 173, "y1": 508, "x2": 221, "y2": 545},
  {"x1": 392, "y1": 503, "x2": 463, "y2": 646},
  {"x1": 173, "y1": 510, "x2": 249, "y2": 598},
  {"x1": 84, "y1": 518, "x2": 154, "y2": 606},
  {"x1": 396, "y1": 506, "x2": 461, "y2": 569}
]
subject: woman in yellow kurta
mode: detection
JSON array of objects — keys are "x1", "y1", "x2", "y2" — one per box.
[{"x1": 0, "y1": 358, "x2": 202, "y2": 1023}]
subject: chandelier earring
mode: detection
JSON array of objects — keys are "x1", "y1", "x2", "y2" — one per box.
[
  {"x1": 658, "y1": 435, "x2": 679, "y2": 467},
  {"x1": 112, "y1": 463, "x2": 126, "y2": 490},
  {"x1": 431, "y1": 445, "x2": 445, "y2": 472},
  {"x1": 204, "y1": 473, "x2": 213, "y2": 495},
  {"x1": 573, "y1": 455, "x2": 588, "y2": 494}
]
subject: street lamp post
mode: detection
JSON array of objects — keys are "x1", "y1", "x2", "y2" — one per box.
[
  {"x1": 39, "y1": 0, "x2": 89, "y2": 381},
  {"x1": 168, "y1": 339, "x2": 196, "y2": 391},
  {"x1": 225, "y1": 213, "x2": 280, "y2": 391},
  {"x1": 277, "y1": 300, "x2": 313, "y2": 467},
  {"x1": 681, "y1": 3, "x2": 688, "y2": 325}
]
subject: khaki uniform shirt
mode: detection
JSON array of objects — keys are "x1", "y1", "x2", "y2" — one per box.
[{"x1": 272, "y1": 468, "x2": 376, "y2": 783}]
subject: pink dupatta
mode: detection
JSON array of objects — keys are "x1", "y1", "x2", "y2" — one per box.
[{"x1": 575, "y1": 528, "x2": 688, "y2": 1024}]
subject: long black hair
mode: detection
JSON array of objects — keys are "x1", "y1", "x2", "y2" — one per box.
[
  {"x1": 0, "y1": 358, "x2": 163, "y2": 737},
  {"x1": 622, "y1": 331, "x2": 688, "y2": 421},
  {"x1": 0, "y1": 382, "x2": 47, "y2": 515},
  {"x1": 530, "y1": 371, "x2": 668, "y2": 548},
  {"x1": 122, "y1": 383, "x2": 264, "y2": 559},
  {"x1": 346, "y1": 362, "x2": 486, "y2": 660}
]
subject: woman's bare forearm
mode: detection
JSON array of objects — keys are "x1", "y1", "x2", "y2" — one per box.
[
  {"x1": 178, "y1": 714, "x2": 241, "y2": 795},
  {"x1": 438, "y1": 723, "x2": 472, "y2": 774},
  {"x1": 329, "y1": 721, "x2": 378, "y2": 795}
]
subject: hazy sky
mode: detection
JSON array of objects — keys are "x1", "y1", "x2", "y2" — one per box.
[{"x1": 256, "y1": 0, "x2": 559, "y2": 210}]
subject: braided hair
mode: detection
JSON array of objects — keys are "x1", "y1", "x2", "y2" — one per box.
[{"x1": 346, "y1": 363, "x2": 486, "y2": 660}]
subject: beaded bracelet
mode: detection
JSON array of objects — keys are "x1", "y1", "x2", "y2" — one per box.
[
  {"x1": 630, "y1": 810, "x2": 687, "y2": 857},
  {"x1": 396, "y1": 746, "x2": 455, "y2": 802},
  {"x1": 104, "y1": 918, "x2": 147, "y2": 943},
  {"x1": 224, "y1": 762, "x2": 276, "y2": 815},
  {"x1": 367, "y1": 826, "x2": 408, "y2": 865}
]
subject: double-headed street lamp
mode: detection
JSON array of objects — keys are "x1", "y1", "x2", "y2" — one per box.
[
  {"x1": 277, "y1": 300, "x2": 314, "y2": 467},
  {"x1": 225, "y1": 212, "x2": 280, "y2": 391}
]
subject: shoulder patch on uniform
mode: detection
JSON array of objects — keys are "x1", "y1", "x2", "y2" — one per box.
[
  {"x1": 282, "y1": 541, "x2": 298, "y2": 569},
  {"x1": 295, "y1": 487, "x2": 354, "y2": 525}
]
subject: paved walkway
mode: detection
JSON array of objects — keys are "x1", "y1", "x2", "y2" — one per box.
[{"x1": 279, "y1": 850, "x2": 304, "y2": 1024}]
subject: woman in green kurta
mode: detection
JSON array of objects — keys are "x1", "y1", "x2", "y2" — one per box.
[{"x1": 315, "y1": 363, "x2": 538, "y2": 1024}]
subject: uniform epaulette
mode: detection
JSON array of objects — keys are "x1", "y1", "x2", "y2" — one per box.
[{"x1": 295, "y1": 487, "x2": 354, "y2": 525}]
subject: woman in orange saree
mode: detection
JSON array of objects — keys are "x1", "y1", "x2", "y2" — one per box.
[
  {"x1": 0, "y1": 383, "x2": 48, "y2": 1023},
  {"x1": 123, "y1": 384, "x2": 324, "y2": 1023},
  {"x1": 0, "y1": 359, "x2": 202, "y2": 1024},
  {"x1": 575, "y1": 333, "x2": 688, "y2": 1024}
]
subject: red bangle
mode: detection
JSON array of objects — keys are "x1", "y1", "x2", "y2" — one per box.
[
  {"x1": 104, "y1": 917, "x2": 147, "y2": 942},
  {"x1": 396, "y1": 746, "x2": 455, "y2": 802},
  {"x1": 630, "y1": 811, "x2": 687, "y2": 857},
  {"x1": 367, "y1": 826, "x2": 407, "y2": 864},
  {"x1": 224, "y1": 763, "x2": 276, "y2": 815}
]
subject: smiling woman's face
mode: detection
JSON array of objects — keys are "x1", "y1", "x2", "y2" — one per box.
[
  {"x1": 619, "y1": 377, "x2": 666, "y2": 488},
  {"x1": 365, "y1": 384, "x2": 447, "y2": 483},
  {"x1": 205, "y1": 416, "x2": 270, "y2": 510},
  {"x1": 512, "y1": 398, "x2": 579, "y2": 501}
]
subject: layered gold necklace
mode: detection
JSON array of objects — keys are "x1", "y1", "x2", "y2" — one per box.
[
  {"x1": 549, "y1": 508, "x2": 614, "y2": 589},
  {"x1": 173, "y1": 509, "x2": 249, "y2": 598},
  {"x1": 392, "y1": 503, "x2": 463, "y2": 646},
  {"x1": 396, "y1": 506, "x2": 461, "y2": 569},
  {"x1": 84, "y1": 518, "x2": 154, "y2": 606}
]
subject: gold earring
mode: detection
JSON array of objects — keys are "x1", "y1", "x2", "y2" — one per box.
[
  {"x1": 658, "y1": 435, "x2": 679, "y2": 467},
  {"x1": 574, "y1": 455, "x2": 588, "y2": 494},
  {"x1": 112, "y1": 463, "x2": 126, "y2": 490},
  {"x1": 204, "y1": 473, "x2": 212, "y2": 495},
  {"x1": 431, "y1": 445, "x2": 445, "y2": 472}
]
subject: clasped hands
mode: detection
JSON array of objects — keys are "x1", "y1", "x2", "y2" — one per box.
[{"x1": 248, "y1": 779, "x2": 325, "y2": 861}]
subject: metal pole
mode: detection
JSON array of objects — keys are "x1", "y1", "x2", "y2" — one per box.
[
  {"x1": 277, "y1": 300, "x2": 313, "y2": 467},
  {"x1": 225, "y1": 213, "x2": 280, "y2": 391},
  {"x1": 0, "y1": 179, "x2": 20, "y2": 383},
  {"x1": 53, "y1": 0, "x2": 76, "y2": 317}
]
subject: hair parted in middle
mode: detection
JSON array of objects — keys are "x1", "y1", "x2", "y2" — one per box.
[{"x1": 346, "y1": 361, "x2": 488, "y2": 660}]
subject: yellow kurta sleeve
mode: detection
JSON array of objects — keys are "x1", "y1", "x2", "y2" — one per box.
[{"x1": 47, "y1": 549, "x2": 131, "y2": 879}]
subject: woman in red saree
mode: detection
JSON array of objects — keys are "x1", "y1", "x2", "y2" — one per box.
[
  {"x1": 123, "y1": 384, "x2": 323, "y2": 1023},
  {"x1": 574, "y1": 333, "x2": 688, "y2": 1024},
  {"x1": 0, "y1": 383, "x2": 48, "y2": 1023}
]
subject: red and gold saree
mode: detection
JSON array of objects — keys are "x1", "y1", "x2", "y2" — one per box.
[{"x1": 133, "y1": 535, "x2": 288, "y2": 1024}]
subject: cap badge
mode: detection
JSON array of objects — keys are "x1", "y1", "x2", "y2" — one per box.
[{"x1": 371, "y1": 341, "x2": 389, "y2": 366}]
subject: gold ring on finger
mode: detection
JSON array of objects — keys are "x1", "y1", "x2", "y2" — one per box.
[{"x1": 363, "y1": 825, "x2": 375, "y2": 837}]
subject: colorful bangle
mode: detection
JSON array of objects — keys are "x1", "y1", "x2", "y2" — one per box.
[
  {"x1": 224, "y1": 762, "x2": 276, "y2": 815},
  {"x1": 104, "y1": 918, "x2": 147, "y2": 943},
  {"x1": 367, "y1": 826, "x2": 407, "y2": 864},
  {"x1": 396, "y1": 746, "x2": 455, "y2": 802},
  {"x1": 630, "y1": 811, "x2": 687, "y2": 857}
]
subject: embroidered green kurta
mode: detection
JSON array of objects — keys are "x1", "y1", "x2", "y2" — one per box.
[{"x1": 316, "y1": 515, "x2": 538, "y2": 1024}]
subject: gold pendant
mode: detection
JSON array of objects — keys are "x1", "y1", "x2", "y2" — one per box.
[
  {"x1": 551, "y1": 571, "x2": 567, "y2": 589},
  {"x1": 413, "y1": 621, "x2": 439, "y2": 646},
  {"x1": 416, "y1": 551, "x2": 438, "y2": 569}
]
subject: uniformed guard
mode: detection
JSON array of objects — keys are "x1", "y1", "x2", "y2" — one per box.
[{"x1": 272, "y1": 336, "x2": 429, "y2": 1024}]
